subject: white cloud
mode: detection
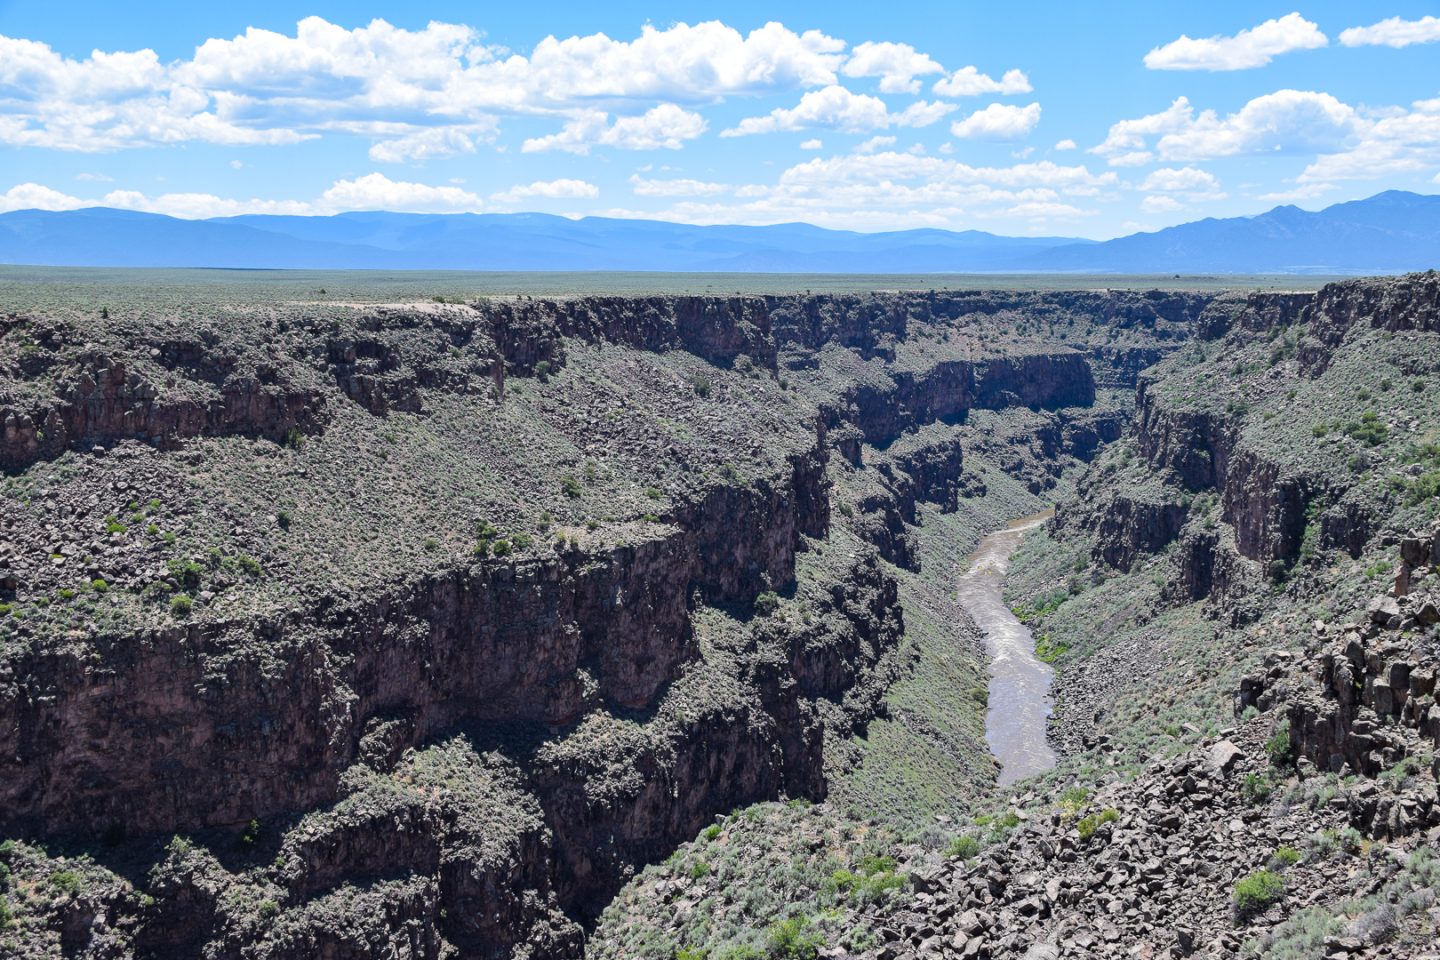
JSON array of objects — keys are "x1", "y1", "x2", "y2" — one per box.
[
  {"x1": 722, "y1": 85, "x2": 954, "y2": 136},
  {"x1": 490, "y1": 178, "x2": 598, "y2": 203},
  {"x1": 1144, "y1": 13, "x2": 1327, "y2": 71},
  {"x1": 3, "y1": 147, "x2": 1123, "y2": 231},
  {"x1": 1094, "y1": 91, "x2": 1365, "y2": 164},
  {"x1": 1004, "y1": 200, "x2": 1091, "y2": 219},
  {"x1": 593, "y1": 151, "x2": 1116, "y2": 230},
  {"x1": 932, "y1": 66, "x2": 1031, "y2": 97},
  {"x1": 370, "y1": 125, "x2": 493, "y2": 163},
  {"x1": 1257, "y1": 182, "x2": 1336, "y2": 202},
  {"x1": 523, "y1": 104, "x2": 707, "y2": 154},
  {"x1": 1140, "y1": 195, "x2": 1183, "y2": 213},
  {"x1": 799, "y1": 138, "x2": 823, "y2": 150},
  {"x1": 1054, "y1": 139, "x2": 1077, "y2": 151},
  {"x1": 1091, "y1": 97, "x2": 1195, "y2": 163},
  {"x1": 102, "y1": 189, "x2": 313, "y2": 218},
  {"x1": 842, "y1": 41, "x2": 944, "y2": 94},
  {"x1": 1140, "y1": 166, "x2": 1221, "y2": 193},
  {"x1": 1096, "y1": 89, "x2": 1440, "y2": 185},
  {"x1": 629, "y1": 174, "x2": 731, "y2": 197},
  {"x1": 318, "y1": 172, "x2": 484, "y2": 212},
  {"x1": 1156, "y1": 90, "x2": 1359, "y2": 160},
  {"x1": 950, "y1": 102, "x2": 1041, "y2": 140},
  {"x1": 0, "y1": 182, "x2": 88, "y2": 213},
  {"x1": 855, "y1": 135, "x2": 897, "y2": 154},
  {"x1": 0, "y1": 18, "x2": 845, "y2": 153},
  {"x1": 1339, "y1": 16, "x2": 1440, "y2": 48},
  {"x1": 75, "y1": 172, "x2": 114, "y2": 182}
]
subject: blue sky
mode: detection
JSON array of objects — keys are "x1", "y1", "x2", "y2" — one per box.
[{"x1": 0, "y1": 1, "x2": 1437, "y2": 238}]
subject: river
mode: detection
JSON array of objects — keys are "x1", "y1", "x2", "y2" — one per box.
[{"x1": 956, "y1": 509, "x2": 1058, "y2": 787}]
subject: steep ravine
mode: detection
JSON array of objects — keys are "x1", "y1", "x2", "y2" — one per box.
[{"x1": 0, "y1": 288, "x2": 1219, "y2": 959}]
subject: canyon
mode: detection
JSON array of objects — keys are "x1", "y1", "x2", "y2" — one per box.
[{"x1": 1, "y1": 273, "x2": 1438, "y2": 958}]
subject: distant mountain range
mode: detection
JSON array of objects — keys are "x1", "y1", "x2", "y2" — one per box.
[{"x1": 1, "y1": 190, "x2": 1437, "y2": 274}]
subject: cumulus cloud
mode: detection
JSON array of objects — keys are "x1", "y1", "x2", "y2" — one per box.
[
  {"x1": 1144, "y1": 13, "x2": 1327, "y2": 71},
  {"x1": 4, "y1": 148, "x2": 1124, "y2": 231},
  {"x1": 1093, "y1": 91, "x2": 1367, "y2": 164},
  {"x1": 102, "y1": 189, "x2": 314, "y2": 218},
  {"x1": 0, "y1": 182, "x2": 89, "y2": 213},
  {"x1": 842, "y1": 41, "x2": 944, "y2": 94},
  {"x1": 1140, "y1": 166, "x2": 1221, "y2": 193},
  {"x1": 628, "y1": 174, "x2": 732, "y2": 197},
  {"x1": 0, "y1": 18, "x2": 845, "y2": 153},
  {"x1": 1054, "y1": 139, "x2": 1077, "y2": 151},
  {"x1": 1257, "y1": 182, "x2": 1336, "y2": 202},
  {"x1": 489, "y1": 178, "x2": 598, "y2": 203},
  {"x1": 932, "y1": 66, "x2": 1031, "y2": 97},
  {"x1": 799, "y1": 138, "x2": 823, "y2": 150},
  {"x1": 369, "y1": 125, "x2": 493, "y2": 163},
  {"x1": 1153, "y1": 90, "x2": 1359, "y2": 160},
  {"x1": 1339, "y1": 16, "x2": 1440, "y2": 48},
  {"x1": 1094, "y1": 90, "x2": 1440, "y2": 185},
  {"x1": 318, "y1": 172, "x2": 484, "y2": 212},
  {"x1": 722, "y1": 85, "x2": 954, "y2": 136},
  {"x1": 1140, "y1": 195, "x2": 1183, "y2": 213},
  {"x1": 523, "y1": 104, "x2": 707, "y2": 154},
  {"x1": 855, "y1": 135, "x2": 897, "y2": 154},
  {"x1": 950, "y1": 102, "x2": 1041, "y2": 140},
  {"x1": 1137, "y1": 166, "x2": 1224, "y2": 211}
]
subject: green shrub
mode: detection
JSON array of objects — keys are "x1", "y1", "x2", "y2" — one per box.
[
  {"x1": 765, "y1": 915, "x2": 823, "y2": 960},
  {"x1": 50, "y1": 871, "x2": 82, "y2": 895},
  {"x1": 0, "y1": 897, "x2": 11, "y2": 930},
  {"x1": 689, "y1": 860, "x2": 710, "y2": 879},
  {"x1": 702, "y1": 824, "x2": 722, "y2": 842},
  {"x1": 1077, "y1": 808, "x2": 1118, "y2": 841},
  {"x1": 1271, "y1": 845, "x2": 1302, "y2": 869},
  {"x1": 946, "y1": 835, "x2": 980, "y2": 860},
  {"x1": 1342, "y1": 412, "x2": 1388, "y2": 447},
  {"x1": 1233, "y1": 869, "x2": 1285, "y2": 916},
  {"x1": 1034, "y1": 634, "x2": 1068, "y2": 662},
  {"x1": 561, "y1": 475, "x2": 582, "y2": 498},
  {"x1": 167, "y1": 557, "x2": 204, "y2": 591},
  {"x1": 491, "y1": 539, "x2": 513, "y2": 557},
  {"x1": 1241, "y1": 773, "x2": 1272, "y2": 804},
  {"x1": 236, "y1": 555, "x2": 262, "y2": 576},
  {"x1": 690, "y1": 375, "x2": 713, "y2": 399},
  {"x1": 104, "y1": 515, "x2": 127, "y2": 534},
  {"x1": 753, "y1": 591, "x2": 780, "y2": 617},
  {"x1": 1266, "y1": 723, "x2": 1293, "y2": 768},
  {"x1": 170, "y1": 595, "x2": 193, "y2": 618}
]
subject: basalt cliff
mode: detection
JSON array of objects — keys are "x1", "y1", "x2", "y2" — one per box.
[{"x1": 3, "y1": 276, "x2": 1439, "y2": 960}]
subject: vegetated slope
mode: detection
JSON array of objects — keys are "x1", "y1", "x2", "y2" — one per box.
[
  {"x1": 589, "y1": 271, "x2": 1440, "y2": 960},
  {"x1": 0, "y1": 287, "x2": 1209, "y2": 958}
]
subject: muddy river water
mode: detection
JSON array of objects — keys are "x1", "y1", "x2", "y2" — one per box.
[{"x1": 956, "y1": 510, "x2": 1058, "y2": 787}]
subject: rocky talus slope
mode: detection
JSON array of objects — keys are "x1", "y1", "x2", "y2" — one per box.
[
  {"x1": 586, "y1": 273, "x2": 1440, "y2": 960},
  {"x1": 0, "y1": 287, "x2": 1209, "y2": 959}
]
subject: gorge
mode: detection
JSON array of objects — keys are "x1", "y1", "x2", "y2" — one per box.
[{"x1": 1, "y1": 272, "x2": 1439, "y2": 958}]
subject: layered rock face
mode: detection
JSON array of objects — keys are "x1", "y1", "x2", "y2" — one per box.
[
  {"x1": 0, "y1": 287, "x2": 1209, "y2": 958},
  {"x1": 1063, "y1": 275, "x2": 1440, "y2": 603}
]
